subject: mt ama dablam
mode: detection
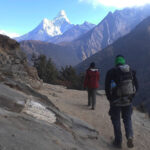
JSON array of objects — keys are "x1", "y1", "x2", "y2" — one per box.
[{"x1": 16, "y1": 10, "x2": 95, "y2": 42}]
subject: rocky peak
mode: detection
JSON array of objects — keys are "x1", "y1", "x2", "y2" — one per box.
[
  {"x1": 16, "y1": 10, "x2": 73, "y2": 41},
  {"x1": 54, "y1": 10, "x2": 70, "y2": 23},
  {"x1": 82, "y1": 21, "x2": 95, "y2": 28},
  {"x1": 53, "y1": 10, "x2": 72, "y2": 33},
  {"x1": 39, "y1": 18, "x2": 62, "y2": 36},
  {"x1": 83, "y1": 21, "x2": 91, "y2": 25},
  {"x1": 41, "y1": 18, "x2": 51, "y2": 26}
]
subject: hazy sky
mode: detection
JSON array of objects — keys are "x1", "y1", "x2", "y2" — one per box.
[{"x1": 0, "y1": 0, "x2": 150, "y2": 36}]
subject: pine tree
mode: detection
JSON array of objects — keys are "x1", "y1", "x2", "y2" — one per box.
[
  {"x1": 32, "y1": 54, "x2": 83, "y2": 89},
  {"x1": 45, "y1": 58, "x2": 59, "y2": 84},
  {"x1": 33, "y1": 54, "x2": 59, "y2": 84},
  {"x1": 60, "y1": 66, "x2": 84, "y2": 89}
]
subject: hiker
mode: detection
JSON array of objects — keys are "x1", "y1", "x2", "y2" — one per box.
[
  {"x1": 84, "y1": 62, "x2": 100, "y2": 110},
  {"x1": 105, "y1": 55, "x2": 138, "y2": 148}
]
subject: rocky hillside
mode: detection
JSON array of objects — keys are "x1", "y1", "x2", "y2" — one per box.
[
  {"x1": 75, "y1": 16, "x2": 150, "y2": 114},
  {"x1": 69, "y1": 4, "x2": 150, "y2": 60}
]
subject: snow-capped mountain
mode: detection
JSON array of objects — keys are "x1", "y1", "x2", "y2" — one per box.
[
  {"x1": 0, "y1": 30, "x2": 19, "y2": 38},
  {"x1": 16, "y1": 10, "x2": 74, "y2": 41},
  {"x1": 53, "y1": 10, "x2": 73, "y2": 33},
  {"x1": 47, "y1": 21, "x2": 95, "y2": 44}
]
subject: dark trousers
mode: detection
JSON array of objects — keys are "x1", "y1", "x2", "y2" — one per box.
[
  {"x1": 88, "y1": 88, "x2": 96, "y2": 108},
  {"x1": 109, "y1": 105, "x2": 133, "y2": 144}
]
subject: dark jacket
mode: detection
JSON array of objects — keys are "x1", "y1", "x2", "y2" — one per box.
[
  {"x1": 105, "y1": 64, "x2": 138, "y2": 106},
  {"x1": 84, "y1": 68, "x2": 100, "y2": 89}
]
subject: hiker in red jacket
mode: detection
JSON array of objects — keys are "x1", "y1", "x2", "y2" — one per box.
[{"x1": 84, "y1": 62, "x2": 100, "y2": 110}]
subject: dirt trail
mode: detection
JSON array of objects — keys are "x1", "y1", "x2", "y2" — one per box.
[{"x1": 39, "y1": 83, "x2": 150, "y2": 150}]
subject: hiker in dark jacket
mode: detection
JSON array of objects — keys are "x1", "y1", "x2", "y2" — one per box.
[
  {"x1": 84, "y1": 62, "x2": 100, "y2": 110},
  {"x1": 105, "y1": 55, "x2": 138, "y2": 148}
]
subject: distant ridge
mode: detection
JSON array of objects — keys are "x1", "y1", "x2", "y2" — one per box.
[{"x1": 20, "y1": 40, "x2": 80, "y2": 67}]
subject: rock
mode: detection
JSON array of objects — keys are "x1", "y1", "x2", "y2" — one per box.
[
  {"x1": 0, "y1": 108, "x2": 99, "y2": 150},
  {"x1": 22, "y1": 99, "x2": 56, "y2": 124},
  {"x1": 0, "y1": 84, "x2": 26, "y2": 112},
  {"x1": 0, "y1": 80, "x2": 100, "y2": 150}
]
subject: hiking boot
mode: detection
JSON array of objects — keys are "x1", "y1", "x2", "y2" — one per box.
[
  {"x1": 127, "y1": 137, "x2": 134, "y2": 148},
  {"x1": 112, "y1": 141, "x2": 122, "y2": 149},
  {"x1": 91, "y1": 107, "x2": 95, "y2": 110}
]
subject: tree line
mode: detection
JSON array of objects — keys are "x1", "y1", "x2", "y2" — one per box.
[{"x1": 31, "y1": 54, "x2": 84, "y2": 90}]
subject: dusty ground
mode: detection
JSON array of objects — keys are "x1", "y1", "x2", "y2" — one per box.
[{"x1": 39, "y1": 83, "x2": 150, "y2": 150}]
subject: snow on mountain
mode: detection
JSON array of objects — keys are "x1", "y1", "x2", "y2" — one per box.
[
  {"x1": 0, "y1": 30, "x2": 20, "y2": 38},
  {"x1": 53, "y1": 10, "x2": 70, "y2": 24},
  {"x1": 16, "y1": 10, "x2": 73, "y2": 41},
  {"x1": 53, "y1": 10, "x2": 74, "y2": 34},
  {"x1": 47, "y1": 21, "x2": 95, "y2": 44}
]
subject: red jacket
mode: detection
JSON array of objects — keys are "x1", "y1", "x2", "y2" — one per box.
[{"x1": 84, "y1": 68, "x2": 100, "y2": 89}]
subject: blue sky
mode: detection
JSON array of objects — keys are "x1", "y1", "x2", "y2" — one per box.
[{"x1": 0, "y1": 0, "x2": 150, "y2": 36}]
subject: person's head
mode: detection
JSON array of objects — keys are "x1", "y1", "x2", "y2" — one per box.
[
  {"x1": 115, "y1": 55, "x2": 126, "y2": 66},
  {"x1": 89, "y1": 62, "x2": 95, "y2": 68}
]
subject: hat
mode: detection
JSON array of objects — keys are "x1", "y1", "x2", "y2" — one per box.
[
  {"x1": 90, "y1": 62, "x2": 95, "y2": 68},
  {"x1": 115, "y1": 55, "x2": 125, "y2": 66}
]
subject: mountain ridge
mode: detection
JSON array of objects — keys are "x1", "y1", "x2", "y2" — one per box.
[
  {"x1": 47, "y1": 21, "x2": 95, "y2": 44},
  {"x1": 16, "y1": 10, "x2": 95, "y2": 43},
  {"x1": 70, "y1": 4, "x2": 150, "y2": 60},
  {"x1": 16, "y1": 10, "x2": 73, "y2": 41},
  {"x1": 20, "y1": 40, "x2": 80, "y2": 67},
  {"x1": 20, "y1": 5, "x2": 150, "y2": 68}
]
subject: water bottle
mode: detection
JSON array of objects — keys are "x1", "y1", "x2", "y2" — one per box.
[{"x1": 111, "y1": 80, "x2": 116, "y2": 89}]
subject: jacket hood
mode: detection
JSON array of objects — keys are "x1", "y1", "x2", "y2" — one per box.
[
  {"x1": 118, "y1": 64, "x2": 130, "y2": 72},
  {"x1": 89, "y1": 68, "x2": 98, "y2": 72}
]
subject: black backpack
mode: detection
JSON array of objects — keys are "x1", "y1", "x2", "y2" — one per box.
[{"x1": 116, "y1": 65, "x2": 136, "y2": 97}]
